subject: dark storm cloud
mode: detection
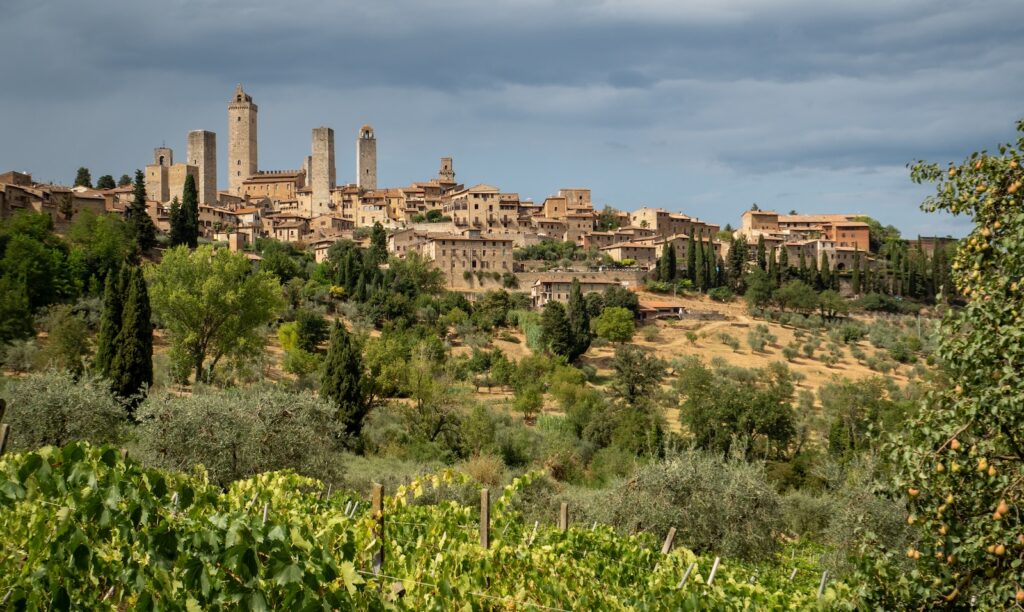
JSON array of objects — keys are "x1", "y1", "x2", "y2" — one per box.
[{"x1": 1, "y1": 0, "x2": 1022, "y2": 235}]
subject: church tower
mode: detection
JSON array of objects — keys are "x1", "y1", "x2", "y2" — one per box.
[
  {"x1": 228, "y1": 84, "x2": 258, "y2": 194},
  {"x1": 356, "y1": 124, "x2": 377, "y2": 191}
]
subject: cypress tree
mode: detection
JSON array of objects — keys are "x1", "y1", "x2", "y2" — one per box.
[
  {"x1": 694, "y1": 234, "x2": 705, "y2": 291},
  {"x1": 820, "y1": 256, "x2": 832, "y2": 291},
  {"x1": 540, "y1": 301, "x2": 572, "y2": 358},
  {"x1": 168, "y1": 197, "x2": 185, "y2": 247},
  {"x1": 810, "y1": 252, "x2": 821, "y2": 290},
  {"x1": 727, "y1": 235, "x2": 747, "y2": 290},
  {"x1": 369, "y1": 222, "x2": 388, "y2": 265},
  {"x1": 852, "y1": 249, "x2": 862, "y2": 295},
  {"x1": 798, "y1": 249, "x2": 807, "y2": 282},
  {"x1": 321, "y1": 322, "x2": 369, "y2": 436},
  {"x1": 703, "y1": 239, "x2": 714, "y2": 290},
  {"x1": 95, "y1": 265, "x2": 128, "y2": 378},
  {"x1": 767, "y1": 247, "x2": 778, "y2": 287},
  {"x1": 686, "y1": 229, "x2": 697, "y2": 282},
  {"x1": 566, "y1": 278, "x2": 591, "y2": 361},
  {"x1": 778, "y1": 246, "x2": 789, "y2": 282},
  {"x1": 756, "y1": 235, "x2": 767, "y2": 271},
  {"x1": 666, "y1": 243, "x2": 677, "y2": 281},
  {"x1": 716, "y1": 255, "x2": 727, "y2": 288},
  {"x1": 128, "y1": 169, "x2": 157, "y2": 250},
  {"x1": 181, "y1": 173, "x2": 200, "y2": 248},
  {"x1": 74, "y1": 167, "x2": 92, "y2": 188},
  {"x1": 109, "y1": 267, "x2": 153, "y2": 409}
]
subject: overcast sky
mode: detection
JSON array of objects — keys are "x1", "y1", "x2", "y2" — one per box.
[{"x1": 3, "y1": 0, "x2": 1023, "y2": 237}]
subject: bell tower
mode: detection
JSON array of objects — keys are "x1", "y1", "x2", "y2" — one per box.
[
  {"x1": 356, "y1": 124, "x2": 377, "y2": 191},
  {"x1": 228, "y1": 84, "x2": 258, "y2": 194}
]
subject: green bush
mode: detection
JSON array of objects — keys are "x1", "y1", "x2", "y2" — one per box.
[
  {"x1": 708, "y1": 287, "x2": 734, "y2": 302},
  {"x1": 600, "y1": 452, "x2": 783, "y2": 561},
  {"x1": 0, "y1": 370, "x2": 127, "y2": 451},
  {"x1": 135, "y1": 385, "x2": 345, "y2": 487},
  {"x1": 780, "y1": 490, "x2": 835, "y2": 539},
  {"x1": 1, "y1": 339, "x2": 40, "y2": 372}
]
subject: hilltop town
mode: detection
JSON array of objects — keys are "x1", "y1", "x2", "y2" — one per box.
[{"x1": 0, "y1": 85, "x2": 956, "y2": 313}]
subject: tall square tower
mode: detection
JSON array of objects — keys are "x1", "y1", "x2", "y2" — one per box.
[
  {"x1": 311, "y1": 127, "x2": 336, "y2": 216},
  {"x1": 356, "y1": 124, "x2": 377, "y2": 191},
  {"x1": 187, "y1": 130, "x2": 217, "y2": 205},
  {"x1": 228, "y1": 85, "x2": 258, "y2": 194}
]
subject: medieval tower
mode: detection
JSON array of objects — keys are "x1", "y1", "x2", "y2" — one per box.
[
  {"x1": 228, "y1": 84, "x2": 258, "y2": 194},
  {"x1": 187, "y1": 130, "x2": 217, "y2": 205},
  {"x1": 356, "y1": 124, "x2": 377, "y2": 191},
  {"x1": 438, "y1": 157, "x2": 455, "y2": 183},
  {"x1": 310, "y1": 127, "x2": 336, "y2": 216}
]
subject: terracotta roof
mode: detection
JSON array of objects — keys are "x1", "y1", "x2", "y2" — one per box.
[{"x1": 532, "y1": 274, "x2": 622, "y2": 285}]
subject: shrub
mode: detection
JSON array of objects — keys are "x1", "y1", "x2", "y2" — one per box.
[
  {"x1": 708, "y1": 287, "x2": 733, "y2": 302},
  {"x1": 780, "y1": 490, "x2": 835, "y2": 538},
  {"x1": 801, "y1": 343, "x2": 815, "y2": 358},
  {"x1": 684, "y1": 331, "x2": 698, "y2": 345},
  {"x1": 838, "y1": 323, "x2": 866, "y2": 344},
  {"x1": 601, "y1": 452, "x2": 782, "y2": 561},
  {"x1": 640, "y1": 325, "x2": 660, "y2": 342},
  {"x1": 782, "y1": 346, "x2": 798, "y2": 361},
  {"x1": 1, "y1": 339, "x2": 40, "y2": 372},
  {"x1": 135, "y1": 385, "x2": 345, "y2": 487},
  {"x1": 588, "y1": 445, "x2": 637, "y2": 485},
  {"x1": 0, "y1": 370, "x2": 127, "y2": 451},
  {"x1": 459, "y1": 454, "x2": 505, "y2": 487},
  {"x1": 747, "y1": 330, "x2": 767, "y2": 353},
  {"x1": 719, "y1": 333, "x2": 740, "y2": 351}
]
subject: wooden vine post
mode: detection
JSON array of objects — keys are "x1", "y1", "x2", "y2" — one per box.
[
  {"x1": 372, "y1": 483, "x2": 384, "y2": 574},
  {"x1": 0, "y1": 398, "x2": 9, "y2": 457},
  {"x1": 558, "y1": 502, "x2": 569, "y2": 532},
  {"x1": 480, "y1": 488, "x2": 490, "y2": 549}
]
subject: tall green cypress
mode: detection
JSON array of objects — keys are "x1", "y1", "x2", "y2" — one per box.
[
  {"x1": 109, "y1": 266, "x2": 153, "y2": 409},
  {"x1": 716, "y1": 255, "x2": 727, "y2": 288},
  {"x1": 321, "y1": 322, "x2": 369, "y2": 436},
  {"x1": 686, "y1": 229, "x2": 697, "y2": 283},
  {"x1": 852, "y1": 249, "x2": 862, "y2": 295},
  {"x1": 181, "y1": 173, "x2": 200, "y2": 248},
  {"x1": 810, "y1": 252, "x2": 821, "y2": 289},
  {"x1": 168, "y1": 197, "x2": 185, "y2": 247},
  {"x1": 694, "y1": 234, "x2": 706, "y2": 291},
  {"x1": 666, "y1": 242, "x2": 677, "y2": 281},
  {"x1": 369, "y1": 222, "x2": 388, "y2": 265},
  {"x1": 540, "y1": 301, "x2": 572, "y2": 359},
  {"x1": 756, "y1": 235, "x2": 767, "y2": 271},
  {"x1": 820, "y1": 256, "x2": 832, "y2": 291},
  {"x1": 95, "y1": 266, "x2": 128, "y2": 378},
  {"x1": 128, "y1": 170, "x2": 157, "y2": 250},
  {"x1": 798, "y1": 249, "x2": 807, "y2": 282},
  {"x1": 778, "y1": 246, "x2": 789, "y2": 282},
  {"x1": 566, "y1": 278, "x2": 591, "y2": 361},
  {"x1": 703, "y1": 239, "x2": 714, "y2": 290},
  {"x1": 767, "y1": 247, "x2": 777, "y2": 287}
]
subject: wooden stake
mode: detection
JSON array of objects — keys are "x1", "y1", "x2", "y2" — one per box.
[
  {"x1": 0, "y1": 424, "x2": 9, "y2": 457},
  {"x1": 0, "y1": 398, "x2": 6, "y2": 423},
  {"x1": 527, "y1": 520, "x2": 539, "y2": 546},
  {"x1": 789, "y1": 568, "x2": 798, "y2": 581},
  {"x1": 661, "y1": 527, "x2": 677, "y2": 554},
  {"x1": 706, "y1": 557, "x2": 721, "y2": 586},
  {"x1": 372, "y1": 483, "x2": 384, "y2": 574},
  {"x1": 480, "y1": 488, "x2": 490, "y2": 549},
  {"x1": 262, "y1": 502, "x2": 269, "y2": 525},
  {"x1": 120, "y1": 448, "x2": 129, "y2": 461},
  {"x1": 817, "y1": 570, "x2": 829, "y2": 597},
  {"x1": 558, "y1": 502, "x2": 569, "y2": 532},
  {"x1": 677, "y1": 562, "x2": 696, "y2": 588}
]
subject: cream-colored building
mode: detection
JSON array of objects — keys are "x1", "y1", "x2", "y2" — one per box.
[
  {"x1": 600, "y1": 242, "x2": 658, "y2": 269},
  {"x1": 530, "y1": 274, "x2": 626, "y2": 308},
  {"x1": 414, "y1": 229, "x2": 514, "y2": 286}
]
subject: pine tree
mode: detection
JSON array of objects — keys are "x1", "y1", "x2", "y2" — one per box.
[
  {"x1": 756, "y1": 235, "x2": 767, "y2": 271},
  {"x1": 566, "y1": 278, "x2": 591, "y2": 361},
  {"x1": 128, "y1": 170, "x2": 157, "y2": 250},
  {"x1": 95, "y1": 266, "x2": 128, "y2": 378},
  {"x1": 108, "y1": 266, "x2": 153, "y2": 409},
  {"x1": 168, "y1": 197, "x2": 185, "y2": 247},
  {"x1": 181, "y1": 173, "x2": 200, "y2": 248},
  {"x1": 686, "y1": 229, "x2": 697, "y2": 283},
  {"x1": 852, "y1": 249, "x2": 862, "y2": 295},
  {"x1": 321, "y1": 322, "x2": 369, "y2": 436},
  {"x1": 74, "y1": 167, "x2": 92, "y2": 188}
]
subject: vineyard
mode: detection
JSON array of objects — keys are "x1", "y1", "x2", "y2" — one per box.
[{"x1": 0, "y1": 443, "x2": 851, "y2": 610}]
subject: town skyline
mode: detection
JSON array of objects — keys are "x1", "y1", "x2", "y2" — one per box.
[{"x1": 4, "y1": 0, "x2": 1024, "y2": 237}]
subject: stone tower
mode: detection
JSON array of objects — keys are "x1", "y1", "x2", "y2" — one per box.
[
  {"x1": 228, "y1": 84, "x2": 258, "y2": 194},
  {"x1": 310, "y1": 127, "x2": 336, "y2": 216},
  {"x1": 146, "y1": 147, "x2": 173, "y2": 203},
  {"x1": 187, "y1": 130, "x2": 217, "y2": 205},
  {"x1": 438, "y1": 157, "x2": 455, "y2": 183},
  {"x1": 356, "y1": 124, "x2": 377, "y2": 191},
  {"x1": 154, "y1": 147, "x2": 173, "y2": 167}
]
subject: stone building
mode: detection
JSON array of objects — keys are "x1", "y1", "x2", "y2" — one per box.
[
  {"x1": 228, "y1": 84, "x2": 258, "y2": 194},
  {"x1": 415, "y1": 229, "x2": 514, "y2": 287},
  {"x1": 310, "y1": 127, "x2": 336, "y2": 216},
  {"x1": 145, "y1": 147, "x2": 198, "y2": 206},
  {"x1": 600, "y1": 242, "x2": 658, "y2": 269},
  {"x1": 241, "y1": 170, "x2": 306, "y2": 203},
  {"x1": 530, "y1": 274, "x2": 626, "y2": 308},
  {"x1": 356, "y1": 125, "x2": 377, "y2": 190},
  {"x1": 187, "y1": 130, "x2": 217, "y2": 205}
]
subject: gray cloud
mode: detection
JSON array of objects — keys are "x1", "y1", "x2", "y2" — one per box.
[{"x1": 1, "y1": 0, "x2": 1022, "y2": 236}]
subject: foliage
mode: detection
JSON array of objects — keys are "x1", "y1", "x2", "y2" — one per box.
[
  {"x1": 609, "y1": 345, "x2": 664, "y2": 408},
  {"x1": 107, "y1": 265, "x2": 153, "y2": 406},
  {"x1": 565, "y1": 278, "x2": 592, "y2": 361},
  {"x1": 66, "y1": 210, "x2": 136, "y2": 287},
  {"x1": 127, "y1": 169, "x2": 157, "y2": 251},
  {"x1": 861, "y1": 123, "x2": 1024, "y2": 607},
  {"x1": 539, "y1": 301, "x2": 572, "y2": 357},
  {"x1": 0, "y1": 445, "x2": 852, "y2": 609},
  {"x1": 146, "y1": 245, "x2": 284, "y2": 384},
  {"x1": 708, "y1": 286, "x2": 734, "y2": 302},
  {"x1": 38, "y1": 304, "x2": 91, "y2": 376},
  {"x1": 321, "y1": 322, "x2": 371, "y2": 438},
  {"x1": 592, "y1": 306, "x2": 635, "y2": 343},
  {"x1": 95, "y1": 174, "x2": 116, "y2": 189},
  {"x1": 73, "y1": 166, "x2": 92, "y2": 188},
  {"x1": 0, "y1": 370, "x2": 127, "y2": 451}
]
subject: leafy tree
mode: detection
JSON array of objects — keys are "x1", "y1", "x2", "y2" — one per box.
[
  {"x1": 294, "y1": 309, "x2": 329, "y2": 352},
  {"x1": 514, "y1": 383, "x2": 544, "y2": 423},
  {"x1": 127, "y1": 170, "x2": 156, "y2": 251},
  {"x1": 0, "y1": 274, "x2": 33, "y2": 343},
  {"x1": 321, "y1": 322, "x2": 371, "y2": 438},
  {"x1": 540, "y1": 301, "x2": 572, "y2": 358},
  {"x1": 817, "y1": 289, "x2": 848, "y2": 320},
  {"x1": 744, "y1": 268, "x2": 773, "y2": 313},
  {"x1": 74, "y1": 167, "x2": 92, "y2": 188},
  {"x1": 593, "y1": 306, "x2": 635, "y2": 343},
  {"x1": 609, "y1": 345, "x2": 664, "y2": 408},
  {"x1": 596, "y1": 205, "x2": 622, "y2": 231},
  {"x1": 67, "y1": 210, "x2": 135, "y2": 286},
  {"x1": 774, "y1": 280, "x2": 818, "y2": 313},
  {"x1": 181, "y1": 173, "x2": 199, "y2": 248},
  {"x1": 146, "y1": 245, "x2": 283, "y2": 383},
  {"x1": 108, "y1": 266, "x2": 153, "y2": 407},
  {"x1": 821, "y1": 377, "x2": 903, "y2": 459},
  {"x1": 95, "y1": 175, "x2": 116, "y2": 190},
  {"x1": 862, "y1": 122, "x2": 1024, "y2": 608},
  {"x1": 566, "y1": 278, "x2": 591, "y2": 361},
  {"x1": 39, "y1": 304, "x2": 91, "y2": 377},
  {"x1": 603, "y1": 285, "x2": 640, "y2": 316},
  {"x1": 117, "y1": 174, "x2": 132, "y2": 187}
]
